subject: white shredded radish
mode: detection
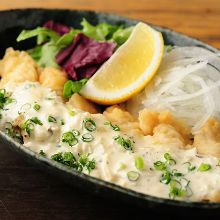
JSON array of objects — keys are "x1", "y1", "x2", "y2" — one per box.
[{"x1": 126, "y1": 46, "x2": 220, "y2": 133}]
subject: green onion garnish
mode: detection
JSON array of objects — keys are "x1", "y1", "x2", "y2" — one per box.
[
  {"x1": 169, "y1": 179, "x2": 186, "y2": 199},
  {"x1": 72, "y1": 129, "x2": 80, "y2": 136},
  {"x1": 114, "y1": 135, "x2": 133, "y2": 151},
  {"x1": 172, "y1": 169, "x2": 183, "y2": 177},
  {"x1": 19, "y1": 103, "x2": 31, "y2": 114},
  {"x1": 21, "y1": 117, "x2": 43, "y2": 136},
  {"x1": 33, "y1": 103, "x2": 41, "y2": 111},
  {"x1": 62, "y1": 131, "x2": 78, "y2": 146},
  {"x1": 164, "y1": 153, "x2": 176, "y2": 165},
  {"x1": 119, "y1": 163, "x2": 126, "y2": 170},
  {"x1": 30, "y1": 117, "x2": 43, "y2": 125},
  {"x1": 48, "y1": 115, "x2": 57, "y2": 123},
  {"x1": 104, "y1": 121, "x2": 120, "y2": 131},
  {"x1": 60, "y1": 119, "x2": 65, "y2": 125},
  {"x1": 160, "y1": 171, "x2": 172, "y2": 184},
  {"x1": 52, "y1": 152, "x2": 96, "y2": 173},
  {"x1": 83, "y1": 118, "x2": 96, "y2": 132},
  {"x1": 154, "y1": 161, "x2": 166, "y2": 171},
  {"x1": 4, "y1": 122, "x2": 23, "y2": 143},
  {"x1": 135, "y1": 156, "x2": 144, "y2": 170},
  {"x1": 82, "y1": 133, "x2": 94, "y2": 142},
  {"x1": 198, "y1": 163, "x2": 211, "y2": 172},
  {"x1": 68, "y1": 110, "x2": 76, "y2": 116},
  {"x1": 127, "y1": 171, "x2": 140, "y2": 181},
  {"x1": 0, "y1": 89, "x2": 15, "y2": 110},
  {"x1": 183, "y1": 162, "x2": 196, "y2": 172},
  {"x1": 39, "y1": 150, "x2": 46, "y2": 157}
]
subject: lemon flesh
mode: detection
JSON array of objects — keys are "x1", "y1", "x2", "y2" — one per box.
[{"x1": 80, "y1": 22, "x2": 164, "y2": 105}]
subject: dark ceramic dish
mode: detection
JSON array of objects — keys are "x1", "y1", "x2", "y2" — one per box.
[{"x1": 0, "y1": 8, "x2": 220, "y2": 214}]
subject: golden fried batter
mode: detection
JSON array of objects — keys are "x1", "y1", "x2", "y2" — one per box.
[
  {"x1": 0, "y1": 48, "x2": 38, "y2": 86},
  {"x1": 194, "y1": 118, "x2": 220, "y2": 158},
  {"x1": 39, "y1": 67, "x2": 68, "y2": 96}
]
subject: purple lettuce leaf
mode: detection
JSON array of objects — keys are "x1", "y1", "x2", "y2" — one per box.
[
  {"x1": 43, "y1": 20, "x2": 70, "y2": 36},
  {"x1": 56, "y1": 33, "x2": 116, "y2": 80}
]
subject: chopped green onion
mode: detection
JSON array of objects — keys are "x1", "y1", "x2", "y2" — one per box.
[
  {"x1": 51, "y1": 152, "x2": 63, "y2": 162},
  {"x1": 0, "y1": 89, "x2": 15, "y2": 110},
  {"x1": 45, "y1": 97, "x2": 54, "y2": 100},
  {"x1": 21, "y1": 117, "x2": 43, "y2": 136},
  {"x1": 83, "y1": 118, "x2": 96, "y2": 132},
  {"x1": 135, "y1": 156, "x2": 145, "y2": 170},
  {"x1": 60, "y1": 119, "x2": 65, "y2": 125},
  {"x1": 4, "y1": 122, "x2": 23, "y2": 143},
  {"x1": 164, "y1": 153, "x2": 176, "y2": 165},
  {"x1": 62, "y1": 131, "x2": 78, "y2": 146},
  {"x1": 111, "y1": 124, "x2": 120, "y2": 131},
  {"x1": 172, "y1": 169, "x2": 183, "y2": 177},
  {"x1": 78, "y1": 154, "x2": 96, "y2": 173},
  {"x1": 68, "y1": 110, "x2": 76, "y2": 116},
  {"x1": 39, "y1": 150, "x2": 46, "y2": 157},
  {"x1": 33, "y1": 103, "x2": 41, "y2": 111},
  {"x1": 82, "y1": 133, "x2": 94, "y2": 142},
  {"x1": 217, "y1": 160, "x2": 220, "y2": 167},
  {"x1": 169, "y1": 179, "x2": 186, "y2": 199},
  {"x1": 104, "y1": 121, "x2": 110, "y2": 126},
  {"x1": 198, "y1": 163, "x2": 211, "y2": 172},
  {"x1": 19, "y1": 103, "x2": 31, "y2": 113},
  {"x1": 183, "y1": 162, "x2": 196, "y2": 172},
  {"x1": 22, "y1": 122, "x2": 34, "y2": 136},
  {"x1": 48, "y1": 115, "x2": 57, "y2": 123},
  {"x1": 160, "y1": 171, "x2": 172, "y2": 184},
  {"x1": 154, "y1": 161, "x2": 166, "y2": 171},
  {"x1": 104, "y1": 121, "x2": 120, "y2": 131},
  {"x1": 119, "y1": 163, "x2": 126, "y2": 170},
  {"x1": 30, "y1": 117, "x2": 43, "y2": 125},
  {"x1": 114, "y1": 135, "x2": 133, "y2": 151},
  {"x1": 72, "y1": 129, "x2": 80, "y2": 136},
  {"x1": 127, "y1": 171, "x2": 140, "y2": 181}
]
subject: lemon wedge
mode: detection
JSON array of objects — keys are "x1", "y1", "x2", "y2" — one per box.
[{"x1": 80, "y1": 22, "x2": 164, "y2": 105}]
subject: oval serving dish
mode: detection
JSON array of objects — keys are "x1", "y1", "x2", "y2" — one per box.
[{"x1": 0, "y1": 8, "x2": 220, "y2": 214}]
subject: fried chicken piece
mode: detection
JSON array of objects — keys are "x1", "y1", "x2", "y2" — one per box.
[
  {"x1": 138, "y1": 109, "x2": 192, "y2": 145},
  {"x1": 103, "y1": 105, "x2": 141, "y2": 134},
  {"x1": 67, "y1": 93, "x2": 99, "y2": 114},
  {"x1": 194, "y1": 118, "x2": 220, "y2": 158},
  {"x1": 152, "y1": 124, "x2": 187, "y2": 149},
  {"x1": 0, "y1": 48, "x2": 39, "y2": 87},
  {"x1": 39, "y1": 67, "x2": 68, "y2": 96}
]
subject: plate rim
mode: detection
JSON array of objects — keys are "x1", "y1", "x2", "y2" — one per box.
[{"x1": 0, "y1": 8, "x2": 220, "y2": 209}]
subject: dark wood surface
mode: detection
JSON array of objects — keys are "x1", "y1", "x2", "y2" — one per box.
[
  {"x1": 1, "y1": 0, "x2": 220, "y2": 49},
  {"x1": 0, "y1": 143, "x2": 151, "y2": 220},
  {"x1": 0, "y1": 1, "x2": 220, "y2": 219}
]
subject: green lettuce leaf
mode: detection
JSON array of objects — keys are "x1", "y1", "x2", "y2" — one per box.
[
  {"x1": 112, "y1": 27, "x2": 134, "y2": 45},
  {"x1": 17, "y1": 27, "x2": 60, "y2": 45},
  {"x1": 63, "y1": 79, "x2": 88, "y2": 98},
  {"x1": 16, "y1": 19, "x2": 133, "y2": 69},
  {"x1": 56, "y1": 29, "x2": 80, "y2": 47},
  {"x1": 80, "y1": 18, "x2": 120, "y2": 41}
]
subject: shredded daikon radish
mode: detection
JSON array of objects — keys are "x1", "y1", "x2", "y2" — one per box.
[{"x1": 126, "y1": 47, "x2": 220, "y2": 133}]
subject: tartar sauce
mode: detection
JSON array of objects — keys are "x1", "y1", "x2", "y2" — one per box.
[{"x1": 1, "y1": 81, "x2": 220, "y2": 201}]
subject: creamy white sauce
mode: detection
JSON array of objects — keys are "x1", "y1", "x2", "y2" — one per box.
[{"x1": 1, "y1": 81, "x2": 220, "y2": 201}]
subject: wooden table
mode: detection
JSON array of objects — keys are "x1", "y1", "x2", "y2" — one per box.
[
  {"x1": 0, "y1": 1, "x2": 220, "y2": 219},
  {"x1": 0, "y1": 0, "x2": 220, "y2": 49}
]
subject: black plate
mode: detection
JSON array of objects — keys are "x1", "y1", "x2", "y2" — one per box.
[{"x1": 0, "y1": 8, "x2": 220, "y2": 214}]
